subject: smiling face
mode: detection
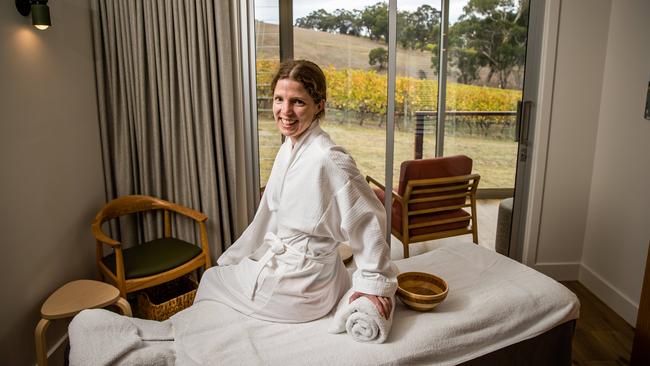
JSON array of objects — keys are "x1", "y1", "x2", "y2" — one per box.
[{"x1": 273, "y1": 78, "x2": 325, "y2": 145}]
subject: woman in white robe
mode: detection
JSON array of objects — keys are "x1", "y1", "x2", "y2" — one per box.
[{"x1": 194, "y1": 60, "x2": 397, "y2": 323}]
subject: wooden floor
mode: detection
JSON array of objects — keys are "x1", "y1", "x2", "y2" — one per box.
[{"x1": 561, "y1": 281, "x2": 635, "y2": 365}]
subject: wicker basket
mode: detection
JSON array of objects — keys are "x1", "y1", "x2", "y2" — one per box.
[{"x1": 137, "y1": 276, "x2": 197, "y2": 321}]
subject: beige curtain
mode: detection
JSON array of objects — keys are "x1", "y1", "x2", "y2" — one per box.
[{"x1": 90, "y1": 0, "x2": 250, "y2": 261}]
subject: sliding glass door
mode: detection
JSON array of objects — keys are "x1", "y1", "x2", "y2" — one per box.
[
  {"x1": 442, "y1": 0, "x2": 529, "y2": 197},
  {"x1": 246, "y1": 0, "x2": 538, "y2": 259}
]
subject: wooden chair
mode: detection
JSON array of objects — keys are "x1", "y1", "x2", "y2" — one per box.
[
  {"x1": 92, "y1": 195, "x2": 212, "y2": 297},
  {"x1": 367, "y1": 155, "x2": 480, "y2": 258}
]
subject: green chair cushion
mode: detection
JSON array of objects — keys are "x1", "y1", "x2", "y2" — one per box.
[{"x1": 102, "y1": 237, "x2": 202, "y2": 279}]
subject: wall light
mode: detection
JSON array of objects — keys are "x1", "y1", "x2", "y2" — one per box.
[{"x1": 16, "y1": 0, "x2": 51, "y2": 30}]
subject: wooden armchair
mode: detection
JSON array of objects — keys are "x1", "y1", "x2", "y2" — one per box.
[
  {"x1": 367, "y1": 155, "x2": 480, "y2": 258},
  {"x1": 92, "y1": 195, "x2": 212, "y2": 297}
]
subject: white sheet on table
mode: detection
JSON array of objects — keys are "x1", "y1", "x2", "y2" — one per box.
[
  {"x1": 69, "y1": 308, "x2": 175, "y2": 366},
  {"x1": 169, "y1": 241, "x2": 579, "y2": 366}
]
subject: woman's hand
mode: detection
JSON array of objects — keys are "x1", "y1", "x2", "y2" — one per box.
[{"x1": 349, "y1": 292, "x2": 392, "y2": 319}]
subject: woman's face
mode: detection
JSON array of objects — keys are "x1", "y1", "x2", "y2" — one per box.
[{"x1": 273, "y1": 78, "x2": 324, "y2": 145}]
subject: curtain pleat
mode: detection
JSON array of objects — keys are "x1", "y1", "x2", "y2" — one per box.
[{"x1": 90, "y1": 0, "x2": 250, "y2": 261}]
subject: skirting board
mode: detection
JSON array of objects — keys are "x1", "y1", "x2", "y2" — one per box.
[
  {"x1": 532, "y1": 262, "x2": 581, "y2": 281},
  {"x1": 579, "y1": 263, "x2": 639, "y2": 326}
]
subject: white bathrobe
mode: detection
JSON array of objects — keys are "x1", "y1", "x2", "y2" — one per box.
[{"x1": 194, "y1": 122, "x2": 397, "y2": 323}]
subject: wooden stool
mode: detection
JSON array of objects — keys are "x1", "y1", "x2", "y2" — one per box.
[{"x1": 35, "y1": 279, "x2": 132, "y2": 366}]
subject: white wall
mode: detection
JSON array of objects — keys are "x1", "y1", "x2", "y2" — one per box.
[
  {"x1": 579, "y1": 0, "x2": 650, "y2": 325},
  {"x1": 533, "y1": 0, "x2": 650, "y2": 326},
  {"x1": 534, "y1": 0, "x2": 610, "y2": 272},
  {"x1": 0, "y1": 1, "x2": 104, "y2": 364}
]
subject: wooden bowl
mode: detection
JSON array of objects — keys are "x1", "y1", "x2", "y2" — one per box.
[{"x1": 397, "y1": 271, "x2": 449, "y2": 311}]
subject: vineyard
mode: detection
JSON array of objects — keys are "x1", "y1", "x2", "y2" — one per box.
[{"x1": 256, "y1": 60, "x2": 522, "y2": 137}]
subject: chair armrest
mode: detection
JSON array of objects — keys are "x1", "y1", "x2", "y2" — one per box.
[
  {"x1": 164, "y1": 202, "x2": 208, "y2": 222},
  {"x1": 365, "y1": 175, "x2": 403, "y2": 205},
  {"x1": 365, "y1": 175, "x2": 384, "y2": 189},
  {"x1": 408, "y1": 173, "x2": 480, "y2": 187},
  {"x1": 91, "y1": 222, "x2": 121, "y2": 247},
  {"x1": 162, "y1": 201, "x2": 211, "y2": 261}
]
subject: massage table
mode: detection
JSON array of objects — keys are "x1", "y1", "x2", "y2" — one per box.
[{"x1": 68, "y1": 241, "x2": 579, "y2": 365}]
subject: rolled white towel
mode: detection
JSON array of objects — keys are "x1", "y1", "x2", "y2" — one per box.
[{"x1": 328, "y1": 289, "x2": 395, "y2": 343}]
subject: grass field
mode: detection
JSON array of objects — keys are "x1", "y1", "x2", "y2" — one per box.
[{"x1": 258, "y1": 117, "x2": 517, "y2": 189}]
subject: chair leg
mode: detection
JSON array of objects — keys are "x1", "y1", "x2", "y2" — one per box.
[
  {"x1": 115, "y1": 297, "x2": 132, "y2": 317},
  {"x1": 472, "y1": 226, "x2": 479, "y2": 244},
  {"x1": 35, "y1": 318, "x2": 51, "y2": 366},
  {"x1": 403, "y1": 242, "x2": 410, "y2": 259},
  {"x1": 471, "y1": 199, "x2": 479, "y2": 244},
  {"x1": 199, "y1": 263, "x2": 210, "y2": 281},
  {"x1": 117, "y1": 281, "x2": 127, "y2": 298}
]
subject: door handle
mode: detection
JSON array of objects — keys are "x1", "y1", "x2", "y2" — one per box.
[
  {"x1": 515, "y1": 101, "x2": 532, "y2": 144},
  {"x1": 515, "y1": 101, "x2": 522, "y2": 142}
]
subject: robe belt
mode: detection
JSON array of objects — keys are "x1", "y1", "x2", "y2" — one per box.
[{"x1": 248, "y1": 232, "x2": 339, "y2": 300}]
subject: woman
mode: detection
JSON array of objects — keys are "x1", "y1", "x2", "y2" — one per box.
[{"x1": 194, "y1": 60, "x2": 397, "y2": 323}]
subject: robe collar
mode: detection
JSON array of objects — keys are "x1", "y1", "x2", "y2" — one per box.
[
  {"x1": 267, "y1": 120, "x2": 323, "y2": 212},
  {"x1": 290, "y1": 119, "x2": 320, "y2": 150}
]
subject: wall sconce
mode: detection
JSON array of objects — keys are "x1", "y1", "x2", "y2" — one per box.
[{"x1": 15, "y1": 0, "x2": 51, "y2": 30}]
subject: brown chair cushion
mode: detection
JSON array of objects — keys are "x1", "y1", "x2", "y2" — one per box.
[
  {"x1": 102, "y1": 237, "x2": 202, "y2": 279},
  {"x1": 394, "y1": 205, "x2": 471, "y2": 237}
]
